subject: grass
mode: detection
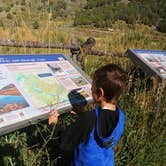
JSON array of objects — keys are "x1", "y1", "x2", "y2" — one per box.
[{"x1": 0, "y1": 12, "x2": 166, "y2": 166}]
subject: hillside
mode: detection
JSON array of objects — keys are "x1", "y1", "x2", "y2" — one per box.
[
  {"x1": 0, "y1": 0, "x2": 165, "y2": 54},
  {"x1": 0, "y1": 0, "x2": 165, "y2": 33},
  {"x1": 0, "y1": 0, "x2": 85, "y2": 28},
  {"x1": 74, "y1": 0, "x2": 166, "y2": 33}
]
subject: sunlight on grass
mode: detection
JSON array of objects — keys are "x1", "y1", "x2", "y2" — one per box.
[{"x1": 0, "y1": 9, "x2": 165, "y2": 166}]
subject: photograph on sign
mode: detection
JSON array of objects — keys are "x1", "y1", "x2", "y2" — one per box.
[
  {"x1": 0, "y1": 83, "x2": 29, "y2": 114},
  {"x1": 0, "y1": 54, "x2": 92, "y2": 135}
]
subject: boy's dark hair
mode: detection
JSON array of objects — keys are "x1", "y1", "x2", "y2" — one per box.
[{"x1": 93, "y1": 64, "x2": 126, "y2": 103}]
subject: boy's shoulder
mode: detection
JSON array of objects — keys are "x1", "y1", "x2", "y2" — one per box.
[
  {"x1": 77, "y1": 110, "x2": 96, "y2": 124},
  {"x1": 79, "y1": 110, "x2": 96, "y2": 118}
]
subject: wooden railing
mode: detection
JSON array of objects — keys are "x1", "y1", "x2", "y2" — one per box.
[{"x1": 0, "y1": 39, "x2": 124, "y2": 57}]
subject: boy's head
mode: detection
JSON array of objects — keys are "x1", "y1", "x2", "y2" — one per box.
[{"x1": 92, "y1": 64, "x2": 126, "y2": 104}]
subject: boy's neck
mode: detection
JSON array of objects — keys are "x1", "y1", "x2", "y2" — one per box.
[{"x1": 100, "y1": 101, "x2": 116, "y2": 111}]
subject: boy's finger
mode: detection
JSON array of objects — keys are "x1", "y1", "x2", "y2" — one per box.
[
  {"x1": 50, "y1": 109, "x2": 59, "y2": 116},
  {"x1": 70, "y1": 110, "x2": 77, "y2": 114}
]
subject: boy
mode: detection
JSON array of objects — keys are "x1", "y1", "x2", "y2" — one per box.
[{"x1": 49, "y1": 63, "x2": 126, "y2": 166}]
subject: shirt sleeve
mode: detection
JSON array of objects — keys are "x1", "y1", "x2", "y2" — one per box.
[{"x1": 60, "y1": 111, "x2": 96, "y2": 151}]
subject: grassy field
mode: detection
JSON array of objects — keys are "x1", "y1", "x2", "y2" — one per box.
[{"x1": 0, "y1": 9, "x2": 166, "y2": 166}]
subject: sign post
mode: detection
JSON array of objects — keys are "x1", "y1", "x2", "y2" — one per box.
[
  {"x1": 126, "y1": 49, "x2": 166, "y2": 110},
  {"x1": 0, "y1": 54, "x2": 93, "y2": 136}
]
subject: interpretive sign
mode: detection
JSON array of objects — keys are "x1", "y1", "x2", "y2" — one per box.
[
  {"x1": 126, "y1": 49, "x2": 166, "y2": 80},
  {"x1": 0, "y1": 54, "x2": 92, "y2": 135}
]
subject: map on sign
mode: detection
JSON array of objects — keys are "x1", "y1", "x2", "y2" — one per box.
[
  {"x1": 126, "y1": 49, "x2": 166, "y2": 80},
  {"x1": 11, "y1": 65, "x2": 69, "y2": 108},
  {"x1": 0, "y1": 54, "x2": 92, "y2": 135}
]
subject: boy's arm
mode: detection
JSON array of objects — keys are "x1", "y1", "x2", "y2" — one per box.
[
  {"x1": 60, "y1": 111, "x2": 95, "y2": 151},
  {"x1": 48, "y1": 109, "x2": 96, "y2": 151}
]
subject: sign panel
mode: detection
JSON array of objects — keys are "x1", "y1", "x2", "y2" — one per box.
[
  {"x1": 0, "y1": 54, "x2": 92, "y2": 135},
  {"x1": 126, "y1": 49, "x2": 166, "y2": 80}
]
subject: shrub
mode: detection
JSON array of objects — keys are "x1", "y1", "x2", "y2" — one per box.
[
  {"x1": 157, "y1": 20, "x2": 166, "y2": 33},
  {"x1": 10, "y1": 3, "x2": 14, "y2": 8},
  {"x1": 21, "y1": 7, "x2": 25, "y2": 11},
  {"x1": 0, "y1": 6, "x2": 3, "y2": 12},
  {"x1": 5, "y1": 7, "x2": 10, "y2": 12},
  {"x1": 21, "y1": 0, "x2": 26, "y2": 6},
  {"x1": 6, "y1": 13, "x2": 12, "y2": 19},
  {"x1": 33, "y1": 20, "x2": 39, "y2": 29},
  {"x1": 0, "y1": 20, "x2": 4, "y2": 27},
  {"x1": 13, "y1": 11, "x2": 16, "y2": 15},
  {"x1": 16, "y1": 1, "x2": 19, "y2": 5}
]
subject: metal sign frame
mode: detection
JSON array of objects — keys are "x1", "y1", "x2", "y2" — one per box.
[
  {"x1": 0, "y1": 54, "x2": 93, "y2": 136},
  {"x1": 126, "y1": 49, "x2": 166, "y2": 81}
]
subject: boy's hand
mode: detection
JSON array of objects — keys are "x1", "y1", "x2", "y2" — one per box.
[
  {"x1": 70, "y1": 110, "x2": 77, "y2": 114},
  {"x1": 49, "y1": 109, "x2": 59, "y2": 125}
]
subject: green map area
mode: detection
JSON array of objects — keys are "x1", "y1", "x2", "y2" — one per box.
[{"x1": 14, "y1": 73, "x2": 69, "y2": 108}]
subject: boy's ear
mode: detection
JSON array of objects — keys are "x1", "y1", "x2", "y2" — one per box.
[
  {"x1": 98, "y1": 88, "x2": 104, "y2": 100},
  {"x1": 99, "y1": 88, "x2": 104, "y2": 97}
]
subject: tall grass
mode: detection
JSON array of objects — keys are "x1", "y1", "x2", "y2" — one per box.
[{"x1": 0, "y1": 18, "x2": 166, "y2": 165}]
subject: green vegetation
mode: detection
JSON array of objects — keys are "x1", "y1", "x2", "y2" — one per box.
[
  {"x1": 0, "y1": 0, "x2": 166, "y2": 165},
  {"x1": 32, "y1": 20, "x2": 39, "y2": 29},
  {"x1": 158, "y1": 20, "x2": 166, "y2": 33},
  {"x1": 74, "y1": 0, "x2": 166, "y2": 33}
]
